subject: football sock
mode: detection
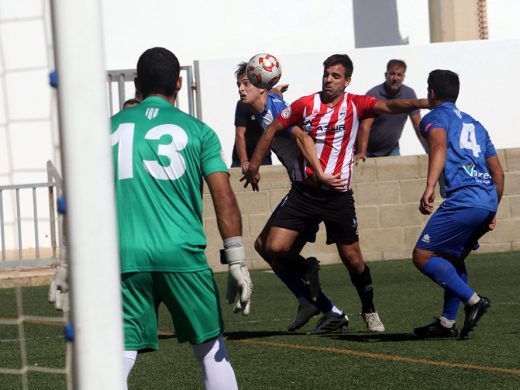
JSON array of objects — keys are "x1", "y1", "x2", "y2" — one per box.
[
  {"x1": 439, "y1": 316, "x2": 456, "y2": 328},
  {"x1": 442, "y1": 263, "x2": 468, "y2": 321},
  {"x1": 420, "y1": 256, "x2": 474, "y2": 303},
  {"x1": 191, "y1": 335, "x2": 238, "y2": 390},
  {"x1": 123, "y1": 350, "x2": 137, "y2": 389},
  {"x1": 325, "y1": 305, "x2": 344, "y2": 318},
  {"x1": 467, "y1": 293, "x2": 480, "y2": 306},
  {"x1": 349, "y1": 265, "x2": 375, "y2": 313}
]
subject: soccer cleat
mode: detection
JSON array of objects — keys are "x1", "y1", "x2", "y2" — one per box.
[
  {"x1": 287, "y1": 301, "x2": 320, "y2": 331},
  {"x1": 362, "y1": 312, "x2": 385, "y2": 332},
  {"x1": 459, "y1": 296, "x2": 491, "y2": 339},
  {"x1": 413, "y1": 317, "x2": 458, "y2": 338},
  {"x1": 304, "y1": 257, "x2": 321, "y2": 301},
  {"x1": 308, "y1": 313, "x2": 349, "y2": 335}
]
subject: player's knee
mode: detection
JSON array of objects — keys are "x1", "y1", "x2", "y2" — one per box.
[
  {"x1": 412, "y1": 247, "x2": 428, "y2": 269},
  {"x1": 254, "y1": 236, "x2": 264, "y2": 255}
]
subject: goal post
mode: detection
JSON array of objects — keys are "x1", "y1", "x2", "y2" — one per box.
[{"x1": 50, "y1": 0, "x2": 124, "y2": 388}]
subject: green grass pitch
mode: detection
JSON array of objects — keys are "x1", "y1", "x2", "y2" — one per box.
[{"x1": 1, "y1": 251, "x2": 519, "y2": 389}]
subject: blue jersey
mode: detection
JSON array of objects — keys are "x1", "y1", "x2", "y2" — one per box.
[
  {"x1": 256, "y1": 93, "x2": 300, "y2": 180},
  {"x1": 420, "y1": 102, "x2": 498, "y2": 211}
]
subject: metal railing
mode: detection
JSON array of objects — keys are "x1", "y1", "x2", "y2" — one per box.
[
  {"x1": 0, "y1": 161, "x2": 63, "y2": 269},
  {"x1": 106, "y1": 66, "x2": 199, "y2": 118}
]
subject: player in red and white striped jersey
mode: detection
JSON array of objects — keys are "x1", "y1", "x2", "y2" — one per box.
[{"x1": 243, "y1": 54, "x2": 428, "y2": 332}]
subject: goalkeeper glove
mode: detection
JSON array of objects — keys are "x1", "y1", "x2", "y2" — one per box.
[
  {"x1": 223, "y1": 246, "x2": 252, "y2": 316},
  {"x1": 48, "y1": 264, "x2": 70, "y2": 312}
]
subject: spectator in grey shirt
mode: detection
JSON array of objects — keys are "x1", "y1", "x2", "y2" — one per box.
[{"x1": 357, "y1": 59, "x2": 426, "y2": 159}]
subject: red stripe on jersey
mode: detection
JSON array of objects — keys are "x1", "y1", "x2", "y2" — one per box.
[
  {"x1": 275, "y1": 92, "x2": 378, "y2": 189},
  {"x1": 319, "y1": 99, "x2": 342, "y2": 174},
  {"x1": 335, "y1": 94, "x2": 355, "y2": 179}
]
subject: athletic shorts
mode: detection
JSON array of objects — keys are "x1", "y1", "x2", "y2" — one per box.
[
  {"x1": 272, "y1": 192, "x2": 319, "y2": 242},
  {"x1": 271, "y1": 182, "x2": 359, "y2": 245},
  {"x1": 415, "y1": 203, "x2": 496, "y2": 257},
  {"x1": 121, "y1": 269, "x2": 224, "y2": 351}
]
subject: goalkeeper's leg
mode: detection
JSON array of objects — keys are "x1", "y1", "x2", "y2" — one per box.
[
  {"x1": 123, "y1": 350, "x2": 137, "y2": 389},
  {"x1": 192, "y1": 335, "x2": 237, "y2": 390}
]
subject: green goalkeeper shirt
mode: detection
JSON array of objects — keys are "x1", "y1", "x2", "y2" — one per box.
[{"x1": 111, "y1": 96, "x2": 228, "y2": 273}]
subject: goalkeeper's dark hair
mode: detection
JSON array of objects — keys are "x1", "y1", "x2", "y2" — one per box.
[
  {"x1": 235, "y1": 62, "x2": 248, "y2": 79},
  {"x1": 136, "y1": 47, "x2": 180, "y2": 98},
  {"x1": 427, "y1": 69, "x2": 459, "y2": 103},
  {"x1": 323, "y1": 54, "x2": 354, "y2": 77}
]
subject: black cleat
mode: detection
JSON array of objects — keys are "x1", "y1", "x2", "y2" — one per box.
[
  {"x1": 459, "y1": 296, "x2": 491, "y2": 339},
  {"x1": 414, "y1": 317, "x2": 458, "y2": 338}
]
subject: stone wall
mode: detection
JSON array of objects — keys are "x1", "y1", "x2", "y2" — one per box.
[{"x1": 203, "y1": 148, "x2": 520, "y2": 272}]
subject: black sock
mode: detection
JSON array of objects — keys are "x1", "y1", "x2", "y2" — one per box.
[{"x1": 349, "y1": 265, "x2": 375, "y2": 313}]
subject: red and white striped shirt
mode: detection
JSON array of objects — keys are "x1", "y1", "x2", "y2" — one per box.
[{"x1": 277, "y1": 92, "x2": 378, "y2": 190}]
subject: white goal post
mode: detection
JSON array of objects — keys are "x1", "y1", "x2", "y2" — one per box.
[{"x1": 50, "y1": 0, "x2": 124, "y2": 389}]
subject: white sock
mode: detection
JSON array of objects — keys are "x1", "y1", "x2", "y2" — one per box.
[
  {"x1": 326, "y1": 305, "x2": 343, "y2": 317},
  {"x1": 439, "y1": 316, "x2": 455, "y2": 328},
  {"x1": 123, "y1": 350, "x2": 137, "y2": 389},
  {"x1": 467, "y1": 293, "x2": 480, "y2": 306},
  {"x1": 191, "y1": 335, "x2": 238, "y2": 390}
]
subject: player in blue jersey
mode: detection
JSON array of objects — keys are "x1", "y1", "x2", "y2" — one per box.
[
  {"x1": 412, "y1": 70, "x2": 504, "y2": 339},
  {"x1": 235, "y1": 62, "x2": 352, "y2": 334}
]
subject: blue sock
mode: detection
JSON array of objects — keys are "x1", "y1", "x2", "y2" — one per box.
[
  {"x1": 442, "y1": 263, "x2": 468, "y2": 320},
  {"x1": 420, "y1": 256, "x2": 474, "y2": 303}
]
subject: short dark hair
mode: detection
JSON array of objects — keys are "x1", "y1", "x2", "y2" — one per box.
[
  {"x1": 136, "y1": 47, "x2": 180, "y2": 98},
  {"x1": 235, "y1": 62, "x2": 248, "y2": 79},
  {"x1": 386, "y1": 59, "x2": 407, "y2": 72},
  {"x1": 323, "y1": 54, "x2": 354, "y2": 77},
  {"x1": 123, "y1": 98, "x2": 139, "y2": 109},
  {"x1": 427, "y1": 69, "x2": 460, "y2": 102}
]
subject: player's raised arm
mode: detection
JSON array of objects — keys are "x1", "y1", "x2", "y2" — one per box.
[
  {"x1": 375, "y1": 98, "x2": 429, "y2": 114},
  {"x1": 242, "y1": 118, "x2": 285, "y2": 190}
]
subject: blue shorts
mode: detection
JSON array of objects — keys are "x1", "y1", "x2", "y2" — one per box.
[{"x1": 415, "y1": 203, "x2": 495, "y2": 258}]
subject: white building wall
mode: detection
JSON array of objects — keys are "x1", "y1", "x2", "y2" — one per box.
[{"x1": 0, "y1": 0, "x2": 518, "y2": 251}]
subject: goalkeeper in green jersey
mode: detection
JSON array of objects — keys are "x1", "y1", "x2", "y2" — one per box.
[{"x1": 111, "y1": 47, "x2": 252, "y2": 390}]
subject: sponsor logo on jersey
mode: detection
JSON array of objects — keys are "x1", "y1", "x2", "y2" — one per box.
[
  {"x1": 421, "y1": 234, "x2": 430, "y2": 244},
  {"x1": 281, "y1": 107, "x2": 291, "y2": 119},
  {"x1": 145, "y1": 108, "x2": 159, "y2": 120},
  {"x1": 462, "y1": 163, "x2": 492, "y2": 183}
]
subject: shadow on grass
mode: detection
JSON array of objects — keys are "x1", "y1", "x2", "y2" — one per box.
[
  {"x1": 225, "y1": 330, "x2": 302, "y2": 340},
  {"x1": 327, "y1": 332, "x2": 424, "y2": 343}
]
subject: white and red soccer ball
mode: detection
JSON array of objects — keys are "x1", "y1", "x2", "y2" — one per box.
[{"x1": 246, "y1": 53, "x2": 282, "y2": 89}]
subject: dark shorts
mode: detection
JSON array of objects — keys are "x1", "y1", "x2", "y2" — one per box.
[
  {"x1": 415, "y1": 203, "x2": 495, "y2": 258},
  {"x1": 272, "y1": 193, "x2": 319, "y2": 242},
  {"x1": 271, "y1": 182, "x2": 359, "y2": 245}
]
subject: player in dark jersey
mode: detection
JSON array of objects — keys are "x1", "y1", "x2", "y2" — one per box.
[
  {"x1": 412, "y1": 70, "x2": 504, "y2": 339},
  {"x1": 235, "y1": 62, "x2": 347, "y2": 333}
]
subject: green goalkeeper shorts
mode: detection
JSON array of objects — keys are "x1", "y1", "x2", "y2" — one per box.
[{"x1": 121, "y1": 270, "x2": 224, "y2": 351}]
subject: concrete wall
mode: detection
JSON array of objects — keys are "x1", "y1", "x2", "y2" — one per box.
[{"x1": 203, "y1": 148, "x2": 520, "y2": 273}]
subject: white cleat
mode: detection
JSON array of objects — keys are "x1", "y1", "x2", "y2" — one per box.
[{"x1": 362, "y1": 312, "x2": 385, "y2": 332}]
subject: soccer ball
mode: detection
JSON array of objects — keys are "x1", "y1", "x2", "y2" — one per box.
[{"x1": 246, "y1": 53, "x2": 282, "y2": 89}]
